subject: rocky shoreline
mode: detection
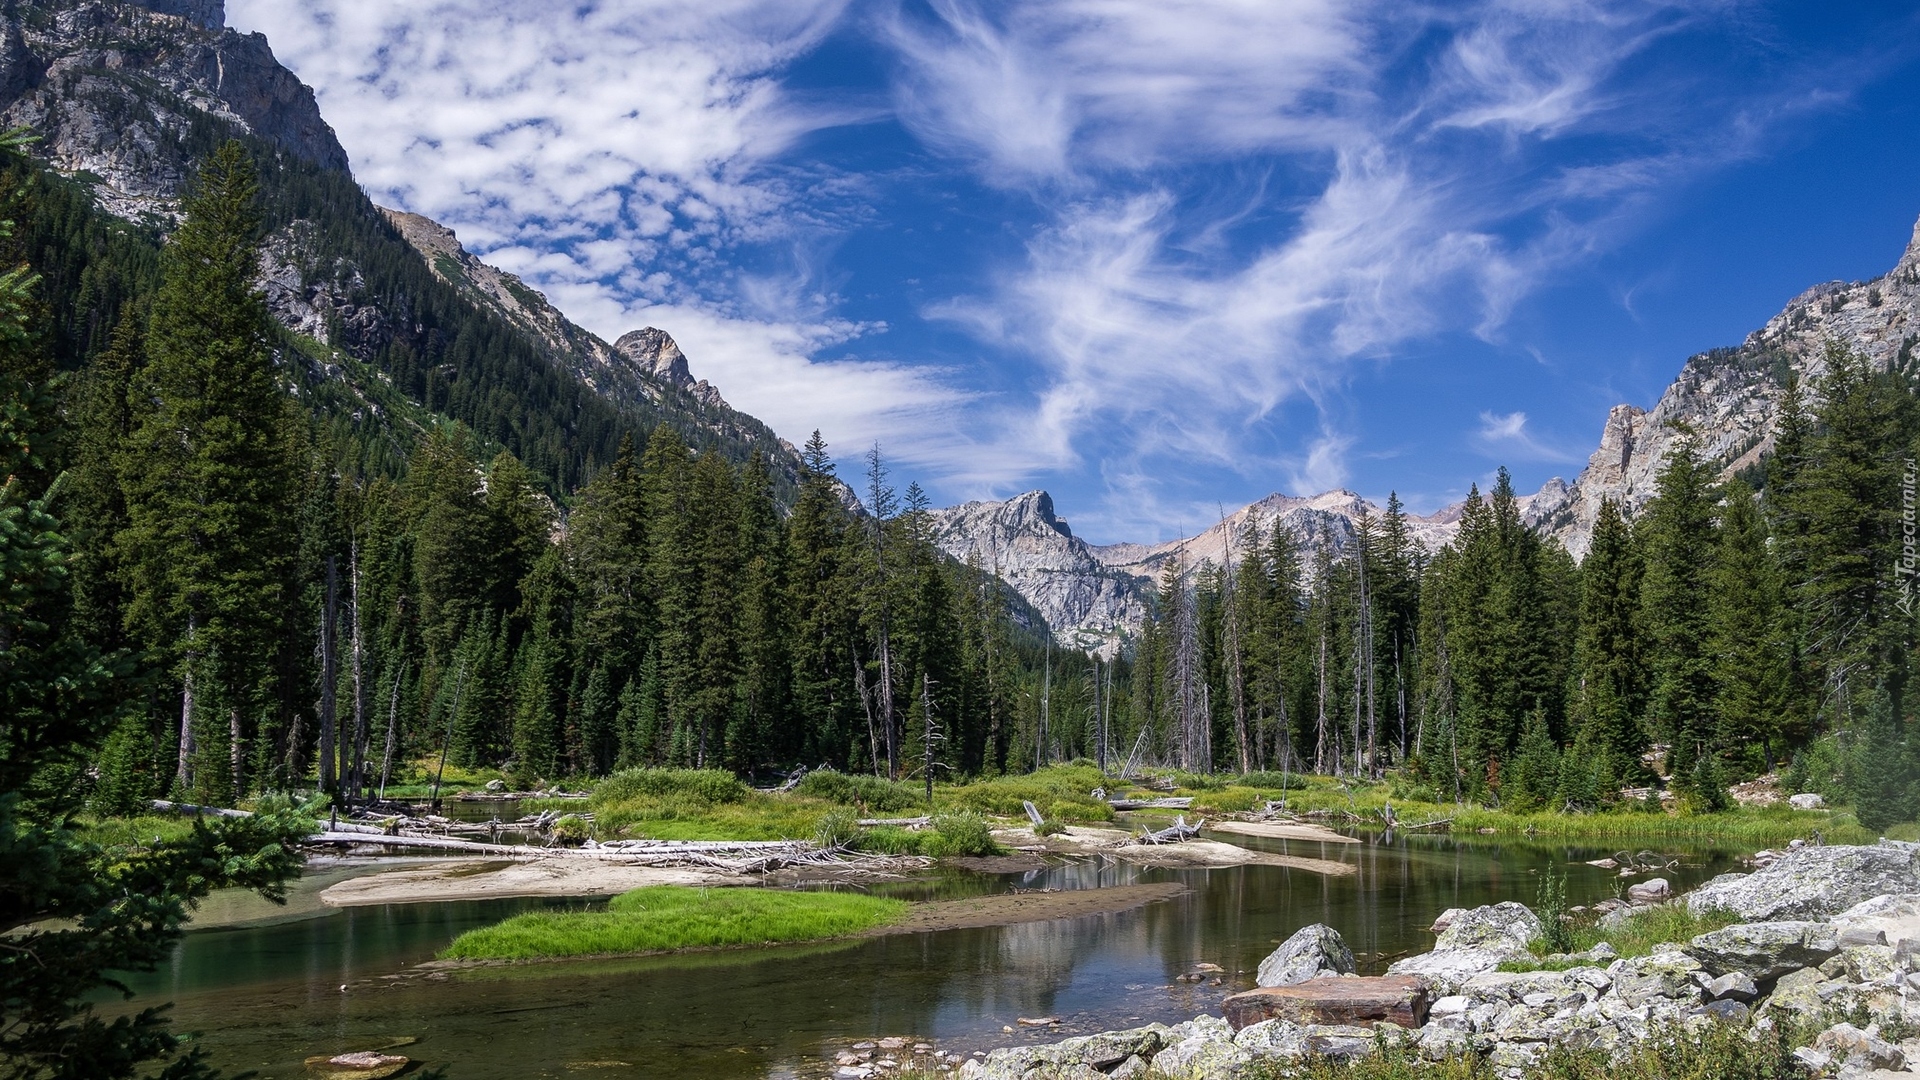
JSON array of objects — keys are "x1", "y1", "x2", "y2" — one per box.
[{"x1": 954, "y1": 839, "x2": 1920, "y2": 1080}]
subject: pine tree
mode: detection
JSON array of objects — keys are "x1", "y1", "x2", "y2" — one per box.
[
  {"x1": 1848, "y1": 683, "x2": 1916, "y2": 832},
  {"x1": 1791, "y1": 343, "x2": 1914, "y2": 716},
  {"x1": 117, "y1": 141, "x2": 299, "y2": 800},
  {"x1": 786, "y1": 432, "x2": 853, "y2": 767},
  {"x1": 1639, "y1": 429, "x2": 1719, "y2": 792},
  {"x1": 1572, "y1": 497, "x2": 1645, "y2": 778},
  {"x1": 1709, "y1": 480, "x2": 1791, "y2": 775}
]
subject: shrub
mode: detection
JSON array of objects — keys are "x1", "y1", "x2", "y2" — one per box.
[
  {"x1": 1192, "y1": 787, "x2": 1258, "y2": 813},
  {"x1": 1034, "y1": 818, "x2": 1066, "y2": 837},
  {"x1": 793, "y1": 770, "x2": 924, "y2": 812},
  {"x1": 855, "y1": 825, "x2": 927, "y2": 855},
  {"x1": 925, "y1": 813, "x2": 1000, "y2": 857},
  {"x1": 814, "y1": 808, "x2": 860, "y2": 849},
  {"x1": 551, "y1": 814, "x2": 590, "y2": 846},
  {"x1": 591, "y1": 768, "x2": 747, "y2": 807},
  {"x1": 1785, "y1": 735, "x2": 1845, "y2": 804},
  {"x1": 1535, "y1": 867, "x2": 1574, "y2": 953}
]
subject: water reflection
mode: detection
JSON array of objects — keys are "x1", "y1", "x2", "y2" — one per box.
[{"x1": 127, "y1": 830, "x2": 1745, "y2": 1080}]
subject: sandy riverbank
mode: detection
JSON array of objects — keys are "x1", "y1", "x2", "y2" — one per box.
[
  {"x1": 319, "y1": 858, "x2": 741, "y2": 906},
  {"x1": 994, "y1": 825, "x2": 1358, "y2": 875},
  {"x1": 1205, "y1": 820, "x2": 1361, "y2": 844}
]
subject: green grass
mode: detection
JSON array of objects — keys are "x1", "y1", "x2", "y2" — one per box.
[
  {"x1": 73, "y1": 814, "x2": 202, "y2": 849},
  {"x1": 1497, "y1": 904, "x2": 1745, "y2": 971},
  {"x1": 438, "y1": 885, "x2": 908, "y2": 961},
  {"x1": 1176, "y1": 772, "x2": 1858, "y2": 846}
]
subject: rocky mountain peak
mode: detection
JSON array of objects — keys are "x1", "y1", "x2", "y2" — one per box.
[
  {"x1": 613, "y1": 327, "x2": 729, "y2": 409},
  {"x1": 135, "y1": 0, "x2": 222, "y2": 29},
  {"x1": 1903, "y1": 212, "x2": 1920, "y2": 272},
  {"x1": 615, "y1": 328, "x2": 691, "y2": 387}
]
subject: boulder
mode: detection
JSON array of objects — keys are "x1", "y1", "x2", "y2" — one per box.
[
  {"x1": 1685, "y1": 842, "x2": 1920, "y2": 920},
  {"x1": 1788, "y1": 793, "x2": 1825, "y2": 810},
  {"x1": 970, "y1": 1024, "x2": 1170, "y2": 1080},
  {"x1": 1108, "y1": 1056, "x2": 1148, "y2": 1080},
  {"x1": 1815, "y1": 1022, "x2": 1906, "y2": 1075},
  {"x1": 305, "y1": 1054, "x2": 409, "y2": 1080},
  {"x1": 1607, "y1": 950, "x2": 1705, "y2": 1008},
  {"x1": 1434, "y1": 903, "x2": 1544, "y2": 953},
  {"x1": 1388, "y1": 948, "x2": 1507, "y2": 995},
  {"x1": 1223, "y1": 975, "x2": 1430, "y2": 1031},
  {"x1": 1627, "y1": 878, "x2": 1670, "y2": 903},
  {"x1": 1257, "y1": 923, "x2": 1356, "y2": 987},
  {"x1": 1683, "y1": 921, "x2": 1840, "y2": 981},
  {"x1": 1704, "y1": 972, "x2": 1758, "y2": 1002},
  {"x1": 1389, "y1": 902, "x2": 1543, "y2": 995},
  {"x1": 1232, "y1": 1019, "x2": 1307, "y2": 1058},
  {"x1": 1151, "y1": 1034, "x2": 1252, "y2": 1079}
]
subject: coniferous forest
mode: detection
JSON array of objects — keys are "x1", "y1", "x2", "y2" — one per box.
[{"x1": 8, "y1": 136, "x2": 1920, "y2": 833}]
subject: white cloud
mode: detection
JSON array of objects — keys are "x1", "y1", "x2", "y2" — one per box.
[
  {"x1": 229, "y1": 0, "x2": 973, "y2": 458},
  {"x1": 1475, "y1": 410, "x2": 1578, "y2": 463},
  {"x1": 895, "y1": 0, "x2": 1811, "y2": 513}
]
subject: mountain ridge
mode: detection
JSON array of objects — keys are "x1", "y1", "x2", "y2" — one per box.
[{"x1": 933, "y1": 210, "x2": 1920, "y2": 649}]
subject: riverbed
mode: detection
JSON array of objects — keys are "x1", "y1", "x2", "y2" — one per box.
[{"x1": 117, "y1": 827, "x2": 1745, "y2": 1080}]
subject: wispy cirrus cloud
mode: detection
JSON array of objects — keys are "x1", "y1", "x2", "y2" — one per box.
[
  {"x1": 229, "y1": 0, "x2": 968, "y2": 462},
  {"x1": 232, "y1": 0, "x2": 1907, "y2": 537}
]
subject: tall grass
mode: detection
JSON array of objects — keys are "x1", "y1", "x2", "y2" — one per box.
[
  {"x1": 1174, "y1": 774, "x2": 1853, "y2": 846},
  {"x1": 439, "y1": 885, "x2": 907, "y2": 961},
  {"x1": 1502, "y1": 903, "x2": 1745, "y2": 970}
]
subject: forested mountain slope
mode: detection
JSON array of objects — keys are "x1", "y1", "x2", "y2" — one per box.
[{"x1": 0, "y1": 0, "x2": 804, "y2": 496}]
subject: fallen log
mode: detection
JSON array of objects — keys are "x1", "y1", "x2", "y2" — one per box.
[
  {"x1": 306, "y1": 831, "x2": 531, "y2": 855},
  {"x1": 597, "y1": 838, "x2": 815, "y2": 854},
  {"x1": 1108, "y1": 797, "x2": 1194, "y2": 811},
  {"x1": 857, "y1": 816, "x2": 930, "y2": 828},
  {"x1": 1131, "y1": 815, "x2": 1201, "y2": 845}
]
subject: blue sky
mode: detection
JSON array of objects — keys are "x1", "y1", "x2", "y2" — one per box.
[{"x1": 230, "y1": 0, "x2": 1920, "y2": 543}]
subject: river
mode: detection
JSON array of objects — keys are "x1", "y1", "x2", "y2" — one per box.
[{"x1": 117, "y1": 827, "x2": 1744, "y2": 1079}]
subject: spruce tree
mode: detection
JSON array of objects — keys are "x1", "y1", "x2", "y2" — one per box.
[
  {"x1": 1639, "y1": 429, "x2": 1719, "y2": 794},
  {"x1": 1572, "y1": 497, "x2": 1645, "y2": 778},
  {"x1": 1848, "y1": 683, "x2": 1916, "y2": 832},
  {"x1": 117, "y1": 141, "x2": 299, "y2": 800},
  {"x1": 785, "y1": 432, "x2": 853, "y2": 767},
  {"x1": 1709, "y1": 480, "x2": 1791, "y2": 774}
]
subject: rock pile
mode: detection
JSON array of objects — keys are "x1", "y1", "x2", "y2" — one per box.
[{"x1": 959, "y1": 840, "x2": 1920, "y2": 1080}]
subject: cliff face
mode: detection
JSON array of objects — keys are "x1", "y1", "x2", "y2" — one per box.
[
  {"x1": 0, "y1": 0, "x2": 348, "y2": 220},
  {"x1": 1540, "y1": 212, "x2": 1920, "y2": 556}
]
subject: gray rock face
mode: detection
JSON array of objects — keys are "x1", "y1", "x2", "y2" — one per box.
[
  {"x1": 1257, "y1": 923, "x2": 1356, "y2": 988},
  {"x1": 135, "y1": 0, "x2": 222, "y2": 29},
  {"x1": 1686, "y1": 842, "x2": 1920, "y2": 921},
  {"x1": 0, "y1": 0, "x2": 349, "y2": 218},
  {"x1": 1684, "y1": 921, "x2": 1839, "y2": 981}
]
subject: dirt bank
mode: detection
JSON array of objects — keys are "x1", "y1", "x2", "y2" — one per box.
[
  {"x1": 993, "y1": 826, "x2": 1357, "y2": 875},
  {"x1": 877, "y1": 881, "x2": 1189, "y2": 934},
  {"x1": 319, "y1": 858, "x2": 741, "y2": 907},
  {"x1": 1205, "y1": 820, "x2": 1361, "y2": 844}
]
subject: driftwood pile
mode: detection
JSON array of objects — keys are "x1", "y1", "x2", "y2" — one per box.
[{"x1": 1128, "y1": 815, "x2": 1202, "y2": 845}]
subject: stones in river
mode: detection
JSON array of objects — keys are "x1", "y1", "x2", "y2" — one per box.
[
  {"x1": 303, "y1": 1052, "x2": 409, "y2": 1080},
  {"x1": 1626, "y1": 877, "x2": 1670, "y2": 903},
  {"x1": 1222, "y1": 974, "x2": 1430, "y2": 1031},
  {"x1": 1256, "y1": 923, "x2": 1356, "y2": 988}
]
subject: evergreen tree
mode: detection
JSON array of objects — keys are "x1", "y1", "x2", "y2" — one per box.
[
  {"x1": 1848, "y1": 683, "x2": 1916, "y2": 832},
  {"x1": 1709, "y1": 480, "x2": 1792, "y2": 774},
  {"x1": 117, "y1": 141, "x2": 299, "y2": 800},
  {"x1": 1639, "y1": 429, "x2": 1719, "y2": 793},
  {"x1": 786, "y1": 432, "x2": 853, "y2": 767},
  {"x1": 1571, "y1": 497, "x2": 1645, "y2": 777}
]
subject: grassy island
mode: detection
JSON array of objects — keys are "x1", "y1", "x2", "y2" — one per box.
[{"x1": 439, "y1": 886, "x2": 908, "y2": 961}]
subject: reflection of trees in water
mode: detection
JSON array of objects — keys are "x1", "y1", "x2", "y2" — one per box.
[{"x1": 148, "y1": 838, "x2": 1748, "y2": 1080}]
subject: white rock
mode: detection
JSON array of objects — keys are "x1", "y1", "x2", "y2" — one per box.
[{"x1": 1789, "y1": 793, "x2": 1825, "y2": 810}]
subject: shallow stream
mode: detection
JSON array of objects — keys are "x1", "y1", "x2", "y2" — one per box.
[{"x1": 119, "y1": 827, "x2": 1745, "y2": 1079}]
